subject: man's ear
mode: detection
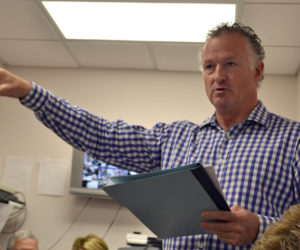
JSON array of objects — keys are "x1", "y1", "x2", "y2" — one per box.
[{"x1": 254, "y1": 61, "x2": 264, "y2": 82}]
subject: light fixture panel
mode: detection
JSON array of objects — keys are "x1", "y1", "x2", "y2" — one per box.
[{"x1": 42, "y1": 1, "x2": 236, "y2": 42}]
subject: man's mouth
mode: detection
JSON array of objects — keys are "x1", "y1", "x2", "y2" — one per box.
[{"x1": 214, "y1": 87, "x2": 227, "y2": 92}]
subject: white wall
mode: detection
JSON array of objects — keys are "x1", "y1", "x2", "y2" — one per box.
[
  {"x1": 297, "y1": 71, "x2": 300, "y2": 120},
  {"x1": 0, "y1": 67, "x2": 297, "y2": 249},
  {"x1": 258, "y1": 75, "x2": 297, "y2": 121}
]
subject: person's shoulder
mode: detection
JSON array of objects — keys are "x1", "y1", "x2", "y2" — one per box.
[
  {"x1": 154, "y1": 120, "x2": 198, "y2": 127},
  {"x1": 268, "y1": 112, "x2": 300, "y2": 130},
  {"x1": 269, "y1": 112, "x2": 299, "y2": 124},
  {"x1": 152, "y1": 120, "x2": 199, "y2": 133},
  {"x1": 169, "y1": 120, "x2": 199, "y2": 128}
]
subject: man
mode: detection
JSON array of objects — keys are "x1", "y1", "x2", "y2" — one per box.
[
  {"x1": 0, "y1": 23, "x2": 299, "y2": 249},
  {"x1": 7, "y1": 230, "x2": 38, "y2": 250}
]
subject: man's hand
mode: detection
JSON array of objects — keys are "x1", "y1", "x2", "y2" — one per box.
[
  {"x1": 200, "y1": 205, "x2": 259, "y2": 246},
  {"x1": 0, "y1": 67, "x2": 32, "y2": 99}
]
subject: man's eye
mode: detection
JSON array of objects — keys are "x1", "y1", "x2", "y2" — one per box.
[
  {"x1": 204, "y1": 65, "x2": 213, "y2": 70},
  {"x1": 227, "y1": 62, "x2": 236, "y2": 67}
]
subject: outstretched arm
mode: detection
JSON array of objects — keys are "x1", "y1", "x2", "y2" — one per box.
[
  {"x1": 0, "y1": 67, "x2": 32, "y2": 99},
  {"x1": 2, "y1": 71, "x2": 164, "y2": 173}
]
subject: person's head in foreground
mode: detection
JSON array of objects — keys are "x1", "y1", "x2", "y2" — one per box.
[
  {"x1": 7, "y1": 230, "x2": 38, "y2": 250},
  {"x1": 72, "y1": 234, "x2": 108, "y2": 250},
  {"x1": 252, "y1": 204, "x2": 300, "y2": 250}
]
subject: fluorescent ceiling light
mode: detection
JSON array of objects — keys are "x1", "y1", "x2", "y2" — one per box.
[{"x1": 42, "y1": 1, "x2": 236, "y2": 42}]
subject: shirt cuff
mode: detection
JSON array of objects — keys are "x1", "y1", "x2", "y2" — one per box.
[
  {"x1": 254, "y1": 214, "x2": 279, "y2": 244},
  {"x1": 19, "y1": 81, "x2": 49, "y2": 112}
]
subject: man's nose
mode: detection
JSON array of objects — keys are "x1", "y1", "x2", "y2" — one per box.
[{"x1": 214, "y1": 65, "x2": 226, "y2": 82}]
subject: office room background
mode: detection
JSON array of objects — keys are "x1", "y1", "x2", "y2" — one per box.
[
  {"x1": 0, "y1": 67, "x2": 299, "y2": 249},
  {"x1": 0, "y1": 0, "x2": 300, "y2": 249}
]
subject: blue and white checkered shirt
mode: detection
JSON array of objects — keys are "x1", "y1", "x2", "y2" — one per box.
[{"x1": 21, "y1": 83, "x2": 300, "y2": 250}]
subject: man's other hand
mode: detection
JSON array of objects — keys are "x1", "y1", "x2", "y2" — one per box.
[{"x1": 200, "y1": 205, "x2": 259, "y2": 246}]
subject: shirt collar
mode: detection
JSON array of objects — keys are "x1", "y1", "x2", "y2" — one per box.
[{"x1": 199, "y1": 100, "x2": 270, "y2": 129}]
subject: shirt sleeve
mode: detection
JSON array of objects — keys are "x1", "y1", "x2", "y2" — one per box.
[
  {"x1": 293, "y1": 141, "x2": 300, "y2": 203},
  {"x1": 20, "y1": 82, "x2": 167, "y2": 173},
  {"x1": 255, "y1": 214, "x2": 279, "y2": 243},
  {"x1": 254, "y1": 132, "x2": 300, "y2": 244}
]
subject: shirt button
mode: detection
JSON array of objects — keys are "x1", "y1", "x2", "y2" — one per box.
[
  {"x1": 217, "y1": 158, "x2": 224, "y2": 165},
  {"x1": 197, "y1": 242, "x2": 205, "y2": 249},
  {"x1": 225, "y1": 133, "x2": 231, "y2": 140}
]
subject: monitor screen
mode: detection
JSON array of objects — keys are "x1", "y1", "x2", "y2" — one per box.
[{"x1": 69, "y1": 148, "x2": 137, "y2": 198}]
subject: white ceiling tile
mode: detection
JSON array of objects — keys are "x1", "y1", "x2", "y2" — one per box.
[
  {"x1": 152, "y1": 43, "x2": 203, "y2": 72},
  {"x1": 264, "y1": 46, "x2": 300, "y2": 75},
  {"x1": 0, "y1": 40, "x2": 78, "y2": 67},
  {"x1": 66, "y1": 41, "x2": 155, "y2": 69},
  {"x1": 241, "y1": 3, "x2": 300, "y2": 46},
  {"x1": 0, "y1": 0, "x2": 298, "y2": 75},
  {"x1": 0, "y1": 0, "x2": 59, "y2": 40}
]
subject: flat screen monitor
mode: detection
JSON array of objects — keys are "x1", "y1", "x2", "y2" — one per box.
[{"x1": 70, "y1": 148, "x2": 137, "y2": 198}]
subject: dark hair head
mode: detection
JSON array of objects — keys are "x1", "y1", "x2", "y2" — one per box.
[
  {"x1": 204, "y1": 22, "x2": 265, "y2": 82},
  {"x1": 206, "y1": 22, "x2": 265, "y2": 62}
]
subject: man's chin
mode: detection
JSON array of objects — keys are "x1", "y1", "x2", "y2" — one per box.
[{"x1": 211, "y1": 99, "x2": 230, "y2": 108}]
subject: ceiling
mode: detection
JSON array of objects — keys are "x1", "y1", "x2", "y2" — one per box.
[{"x1": 0, "y1": 0, "x2": 299, "y2": 75}]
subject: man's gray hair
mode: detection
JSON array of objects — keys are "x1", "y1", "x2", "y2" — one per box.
[
  {"x1": 7, "y1": 230, "x2": 38, "y2": 250},
  {"x1": 202, "y1": 22, "x2": 265, "y2": 82}
]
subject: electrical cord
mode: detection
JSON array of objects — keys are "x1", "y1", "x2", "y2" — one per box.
[
  {"x1": 47, "y1": 197, "x2": 122, "y2": 249},
  {"x1": 2, "y1": 193, "x2": 121, "y2": 248},
  {"x1": 102, "y1": 205, "x2": 122, "y2": 240},
  {"x1": 1, "y1": 191, "x2": 27, "y2": 234},
  {"x1": 47, "y1": 196, "x2": 91, "y2": 250}
]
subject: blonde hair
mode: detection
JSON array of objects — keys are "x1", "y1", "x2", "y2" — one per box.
[
  {"x1": 72, "y1": 234, "x2": 108, "y2": 250},
  {"x1": 252, "y1": 205, "x2": 300, "y2": 250}
]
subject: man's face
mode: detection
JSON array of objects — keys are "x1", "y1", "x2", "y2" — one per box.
[
  {"x1": 201, "y1": 33, "x2": 263, "y2": 114},
  {"x1": 12, "y1": 238, "x2": 38, "y2": 250}
]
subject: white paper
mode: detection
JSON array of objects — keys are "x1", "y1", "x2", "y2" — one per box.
[
  {"x1": 37, "y1": 159, "x2": 67, "y2": 196},
  {"x1": 2, "y1": 156, "x2": 33, "y2": 193},
  {"x1": 203, "y1": 164, "x2": 226, "y2": 199},
  {"x1": 0, "y1": 203, "x2": 13, "y2": 232}
]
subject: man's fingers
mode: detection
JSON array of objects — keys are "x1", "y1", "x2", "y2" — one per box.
[
  {"x1": 201, "y1": 211, "x2": 235, "y2": 221},
  {"x1": 201, "y1": 221, "x2": 235, "y2": 233},
  {"x1": 200, "y1": 205, "x2": 259, "y2": 246}
]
